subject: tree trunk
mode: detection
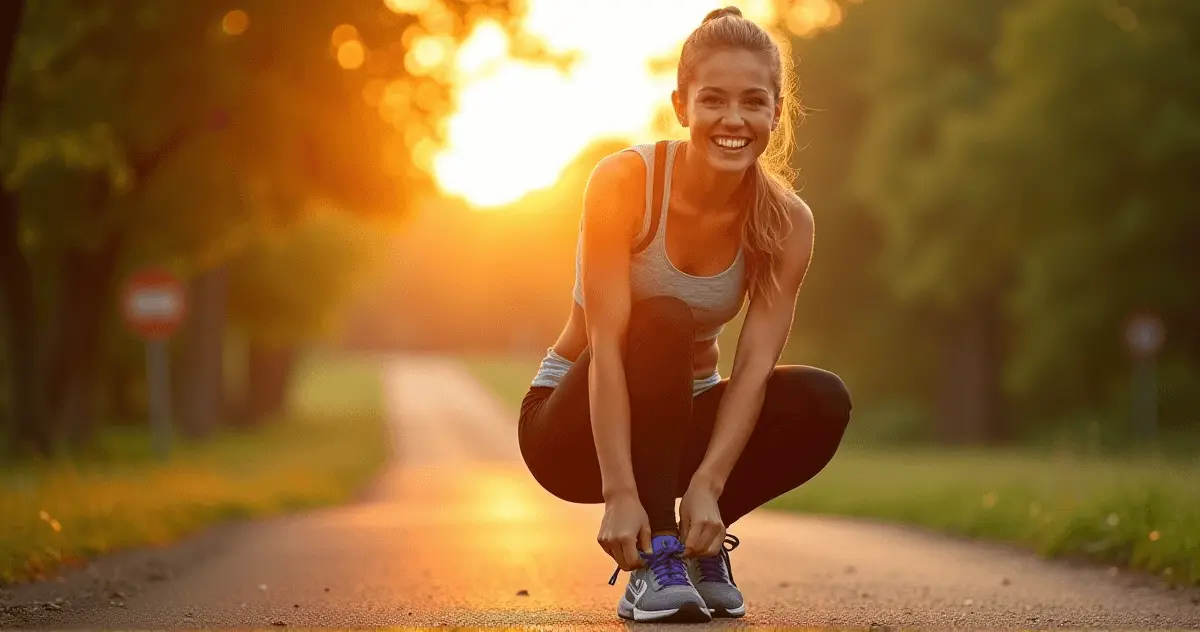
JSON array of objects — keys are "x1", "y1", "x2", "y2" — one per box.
[
  {"x1": 46, "y1": 236, "x2": 124, "y2": 452},
  {"x1": 935, "y1": 298, "x2": 1007, "y2": 444},
  {"x1": 107, "y1": 355, "x2": 139, "y2": 425},
  {"x1": 244, "y1": 341, "x2": 295, "y2": 426},
  {"x1": 179, "y1": 265, "x2": 229, "y2": 439},
  {"x1": 0, "y1": 2, "x2": 34, "y2": 455},
  {"x1": 0, "y1": 197, "x2": 51, "y2": 456}
]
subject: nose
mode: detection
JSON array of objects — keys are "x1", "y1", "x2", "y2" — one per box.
[{"x1": 720, "y1": 104, "x2": 746, "y2": 127}]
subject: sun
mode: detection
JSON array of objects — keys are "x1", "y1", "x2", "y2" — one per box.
[{"x1": 386, "y1": 0, "x2": 848, "y2": 210}]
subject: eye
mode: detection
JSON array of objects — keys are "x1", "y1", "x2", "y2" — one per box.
[
  {"x1": 745, "y1": 97, "x2": 767, "y2": 107},
  {"x1": 699, "y1": 94, "x2": 723, "y2": 106}
]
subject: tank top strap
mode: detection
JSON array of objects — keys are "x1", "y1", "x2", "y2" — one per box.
[
  {"x1": 632, "y1": 139, "x2": 673, "y2": 254},
  {"x1": 652, "y1": 140, "x2": 680, "y2": 246}
]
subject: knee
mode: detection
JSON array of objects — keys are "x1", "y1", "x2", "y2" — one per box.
[
  {"x1": 771, "y1": 367, "x2": 852, "y2": 433},
  {"x1": 813, "y1": 370, "x2": 852, "y2": 429},
  {"x1": 627, "y1": 296, "x2": 692, "y2": 343}
]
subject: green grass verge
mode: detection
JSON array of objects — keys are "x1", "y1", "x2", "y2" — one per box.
[
  {"x1": 767, "y1": 448, "x2": 1200, "y2": 585},
  {"x1": 462, "y1": 352, "x2": 540, "y2": 413},
  {"x1": 463, "y1": 354, "x2": 1200, "y2": 586},
  {"x1": 0, "y1": 352, "x2": 390, "y2": 586}
]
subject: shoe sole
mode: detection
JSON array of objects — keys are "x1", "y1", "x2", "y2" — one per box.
[
  {"x1": 618, "y1": 599, "x2": 712, "y2": 623},
  {"x1": 707, "y1": 604, "x2": 746, "y2": 618}
]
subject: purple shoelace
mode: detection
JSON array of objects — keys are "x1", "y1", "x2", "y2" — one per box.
[
  {"x1": 606, "y1": 537, "x2": 690, "y2": 587},
  {"x1": 696, "y1": 533, "x2": 740, "y2": 585},
  {"x1": 642, "y1": 537, "x2": 691, "y2": 587}
]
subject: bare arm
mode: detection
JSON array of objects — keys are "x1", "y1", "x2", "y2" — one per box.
[
  {"x1": 690, "y1": 195, "x2": 816, "y2": 496},
  {"x1": 579, "y1": 151, "x2": 646, "y2": 502}
]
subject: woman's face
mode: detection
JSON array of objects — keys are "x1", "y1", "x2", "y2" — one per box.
[{"x1": 674, "y1": 47, "x2": 781, "y2": 174}]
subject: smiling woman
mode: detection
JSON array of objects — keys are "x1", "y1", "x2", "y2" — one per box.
[{"x1": 510, "y1": 6, "x2": 853, "y2": 624}]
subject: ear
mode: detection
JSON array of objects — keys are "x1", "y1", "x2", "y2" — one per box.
[
  {"x1": 671, "y1": 89, "x2": 688, "y2": 127},
  {"x1": 771, "y1": 97, "x2": 782, "y2": 131}
]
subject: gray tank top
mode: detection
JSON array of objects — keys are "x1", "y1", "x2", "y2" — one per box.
[{"x1": 571, "y1": 140, "x2": 747, "y2": 341}]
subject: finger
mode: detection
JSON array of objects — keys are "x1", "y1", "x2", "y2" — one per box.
[
  {"x1": 682, "y1": 522, "x2": 704, "y2": 557},
  {"x1": 701, "y1": 523, "x2": 723, "y2": 556},
  {"x1": 599, "y1": 539, "x2": 616, "y2": 563},
  {"x1": 696, "y1": 524, "x2": 720, "y2": 557},
  {"x1": 610, "y1": 541, "x2": 628, "y2": 571},
  {"x1": 609, "y1": 548, "x2": 627, "y2": 571},
  {"x1": 638, "y1": 524, "x2": 652, "y2": 557},
  {"x1": 688, "y1": 523, "x2": 717, "y2": 558},
  {"x1": 705, "y1": 527, "x2": 725, "y2": 557},
  {"x1": 619, "y1": 538, "x2": 641, "y2": 571},
  {"x1": 679, "y1": 515, "x2": 690, "y2": 546}
]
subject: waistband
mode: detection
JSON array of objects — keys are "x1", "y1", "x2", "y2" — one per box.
[{"x1": 530, "y1": 347, "x2": 721, "y2": 397}]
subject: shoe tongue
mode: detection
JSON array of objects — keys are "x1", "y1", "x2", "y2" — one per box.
[{"x1": 651, "y1": 534, "x2": 681, "y2": 554}]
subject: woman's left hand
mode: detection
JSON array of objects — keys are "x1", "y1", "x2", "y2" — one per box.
[{"x1": 679, "y1": 479, "x2": 725, "y2": 558}]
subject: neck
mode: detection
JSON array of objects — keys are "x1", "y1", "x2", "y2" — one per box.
[{"x1": 676, "y1": 141, "x2": 752, "y2": 211}]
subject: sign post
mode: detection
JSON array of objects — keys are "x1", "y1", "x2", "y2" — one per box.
[
  {"x1": 121, "y1": 268, "x2": 187, "y2": 458},
  {"x1": 1124, "y1": 313, "x2": 1165, "y2": 441}
]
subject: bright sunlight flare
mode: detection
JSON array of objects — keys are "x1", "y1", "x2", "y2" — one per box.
[{"x1": 387, "y1": 0, "x2": 848, "y2": 209}]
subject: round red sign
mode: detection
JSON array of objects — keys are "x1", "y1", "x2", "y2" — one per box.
[
  {"x1": 121, "y1": 267, "x2": 187, "y2": 340},
  {"x1": 1125, "y1": 313, "x2": 1165, "y2": 359}
]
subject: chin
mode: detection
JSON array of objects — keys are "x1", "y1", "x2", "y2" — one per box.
[
  {"x1": 698, "y1": 145, "x2": 759, "y2": 175},
  {"x1": 704, "y1": 152, "x2": 756, "y2": 174}
]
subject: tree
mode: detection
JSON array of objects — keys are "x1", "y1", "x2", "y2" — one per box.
[
  {"x1": 225, "y1": 206, "x2": 390, "y2": 425},
  {"x1": 784, "y1": 1, "x2": 935, "y2": 422},
  {"x1": 962, "y1": 0, "x2": 1200, "y2": 429},
  {"x1": 850, "y1": 0, "x2": 1015, "y2": 443},
  {"x1": 1, "y1": 0, "x2": 509, "y2": 454},
  {"x1": 0, "y1": 0, "x2": 34, "y2": 453}
]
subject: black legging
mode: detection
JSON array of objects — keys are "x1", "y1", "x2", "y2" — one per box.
[{"x1": 517, "y1": 295, "x2": 853, "y2": 532}]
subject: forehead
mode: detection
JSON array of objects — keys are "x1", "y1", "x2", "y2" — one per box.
[{"x1": 688, "y1": 48, "x2": 775, "y2": 94}]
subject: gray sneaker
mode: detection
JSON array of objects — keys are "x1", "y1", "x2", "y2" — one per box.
[
  {"x1": 609, "y1": 534, "x2": 711, "y2": 623},
  {"x1": 687, "y1": 533, "x2": 745, "y2": 618}
]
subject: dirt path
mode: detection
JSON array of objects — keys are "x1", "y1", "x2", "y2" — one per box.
[{"x1": 2, "y1": 355, "x2": 1197, "y2": 629}]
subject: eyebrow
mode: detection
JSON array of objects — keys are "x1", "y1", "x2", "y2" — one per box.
[{"x1": 697, "y1": 86, "x2": 771, "y2": 96}]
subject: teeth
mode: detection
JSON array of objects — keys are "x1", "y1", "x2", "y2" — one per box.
[{"x1": 714, "y1": 136, "x2": 749, "y2": 149}]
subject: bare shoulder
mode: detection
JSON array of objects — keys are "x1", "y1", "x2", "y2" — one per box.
[
  {"x1": 783, "y1": 191, "x2": 815, "y2": 250},
  {"x1": 585, "y1": 149, "x2": 646, "y2": 198},
  {"x1": 582, "y1": 149, "x2": 647, "y2": 240},
  {"x1": 786, "y1": 192, "x2": 815, "y2": 232}
]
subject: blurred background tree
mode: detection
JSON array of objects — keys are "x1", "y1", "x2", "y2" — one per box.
[
  {"x1": 1, "y1": 0, "x2": 1196, "y2": 459},
  {"x1": 0, "y1": 0, "x2": 507, "y2": 457}
]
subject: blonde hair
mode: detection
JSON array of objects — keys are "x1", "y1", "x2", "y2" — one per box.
[{"x1": 678, "y1": 6, "x2": 801, "y2": 302}]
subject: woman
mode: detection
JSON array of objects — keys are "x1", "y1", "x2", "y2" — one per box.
[{"x1": 517, "y1": 6, "x2": 852, "y2": 623}]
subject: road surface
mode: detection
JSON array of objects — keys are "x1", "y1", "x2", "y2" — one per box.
[{"x1": 2, "y1": 355, "x2": 1199, "y2": 629}]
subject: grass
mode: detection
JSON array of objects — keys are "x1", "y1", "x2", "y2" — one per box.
[
  {"x1": 463, "y1": 354, "x2": 1200, "y2": 586},
  {"x1": 0, "y1": 351, "x2": 390, "y2": 586},
  {"x1": 767, "y1": 447, "x2": 1200, "y2": 585},
  {"x1": 462, "y1": 352, "x2": 541, "y2": 413}
]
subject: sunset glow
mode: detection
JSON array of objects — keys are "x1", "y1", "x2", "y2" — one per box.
[{"x1": 385, "y1": 0, "x2": 848, "y2": 209}]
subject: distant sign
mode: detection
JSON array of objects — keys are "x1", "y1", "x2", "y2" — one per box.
[
  {"x1": 122, "y1": 267, "x2": 187, "y2": 340},
  {"x1": 1125, "y1": 313, "x2": 1165, "y2": 359}
]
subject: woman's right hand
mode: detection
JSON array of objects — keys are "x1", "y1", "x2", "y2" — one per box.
[{"x1": 597, "y1": 491, "x2": 652, "y2": 571}]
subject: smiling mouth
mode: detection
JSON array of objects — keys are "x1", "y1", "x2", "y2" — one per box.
[{"x1": 712, "y1": 136, "x2": 751, "y2": 150}]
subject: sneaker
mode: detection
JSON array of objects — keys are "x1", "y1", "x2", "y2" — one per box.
[
  {"x1": 608, "y1": 534, "x2": 711, "y2": 623},
  {"x1": 687, "y1": 533, "x2": 745, "y2": 618}
]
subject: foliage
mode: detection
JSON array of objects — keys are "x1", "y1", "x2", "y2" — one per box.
[
  {"x1": 5, "y1": 0, "x2": 421, "y2": 266},
  {"x1": 226, "y1": 206, "x2": 392, "y2": 347},
  {"x1": 0, "y1": 352, "x2": 387, "y2": 586},
  {"x1": 786, "y1": 0, "x2": 1199, "y2": 437},
  {"x1": 0, "y1": 0, "x2": 509, "y2": 454},
  {"x1": 978, "y1": 0, "x2": 1200, "y2": 421}
]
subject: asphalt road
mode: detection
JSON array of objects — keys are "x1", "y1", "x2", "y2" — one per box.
[{"x1": 2, "y1": 355, "x2": 1199, "y2": 629}]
